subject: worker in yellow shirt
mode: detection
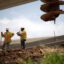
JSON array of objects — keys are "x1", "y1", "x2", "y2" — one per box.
[
  {"x1": 17, "y1": 28, "x2": 27, "y2": 49},
  {"x1": 1, "y1": 28, "x2": 14, "y2": 50}
]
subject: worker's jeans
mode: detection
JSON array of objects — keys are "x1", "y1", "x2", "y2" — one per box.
[
  {"x1": 2, "y1": 42, "x2": 10, "y2": 50},
  {"x1": 21, "y1": 39, "x2": 26, "y2": 49}
]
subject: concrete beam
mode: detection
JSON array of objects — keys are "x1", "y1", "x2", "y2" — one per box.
[{"x1": 0, "y1": 0, "x2": 37, "y2": 10}]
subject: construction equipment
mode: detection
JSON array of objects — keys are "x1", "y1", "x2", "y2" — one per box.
[{"x1": 40, "y1": 0, "x2": 64, "y2": 24}]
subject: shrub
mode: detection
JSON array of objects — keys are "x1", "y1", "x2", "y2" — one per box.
[
  {"x1": 17, "y1": 52, "x2": 64, "y2": 64},
  {"x1": 41, "y1": 52, "x2": 64, "y2": 64}
]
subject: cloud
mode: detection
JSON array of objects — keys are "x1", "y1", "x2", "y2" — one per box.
[
  {"x1": 54, "y1": 21, "x2": 64, "y2": 36},
  {"x1": 0, "y1": 18, "x2": 9, "y2": 25},
  {"x1": 0, "y1": 16, "x2": 64, "y2": 40}
]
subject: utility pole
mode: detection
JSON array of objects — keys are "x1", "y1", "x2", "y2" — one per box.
[
  {"x1": 54, "y1": 31, "x2": 56, "y2": 41},
  {"x1": 0, "y1": 23, "x2": 3, "y2": 46}
]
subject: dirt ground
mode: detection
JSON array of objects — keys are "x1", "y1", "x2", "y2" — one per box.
[
  {"x1": 0, "y1": 45, "x2": 64, "y2": 64},
  {"x1": 0, "y1": 36, "x2": 64, "y2": 64}
]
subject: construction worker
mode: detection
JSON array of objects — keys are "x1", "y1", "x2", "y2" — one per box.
[
  {"x1": 17, "y1": 28, "x2": 27, "y2": 49},
  {"x1": 1, "y1": 28, "x2": 14, "y2": 50}
]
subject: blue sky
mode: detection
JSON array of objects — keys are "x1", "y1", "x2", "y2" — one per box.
[{"x1": 0, "y1": 0, "x2": 64, "y2": 40}]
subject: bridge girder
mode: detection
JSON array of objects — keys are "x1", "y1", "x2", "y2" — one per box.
[{"x1": 0, "y1": 0, "x2": 37, "y2": 10}]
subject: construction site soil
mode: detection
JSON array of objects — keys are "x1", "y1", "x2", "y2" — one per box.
[{"x1": 0, "y1": 45, "x2": 64, "y2": 64}]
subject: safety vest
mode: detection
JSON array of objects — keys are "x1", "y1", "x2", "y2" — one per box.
[
  {"x1": 3, "y1": 32, "x2": 13, "y2": 42},
  {"x1": 20, "y1": 30, "x2": 27, "y2": 40}
]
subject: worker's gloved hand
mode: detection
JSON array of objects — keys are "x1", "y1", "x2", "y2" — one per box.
[
  {"x1": 16, "y1": 32, "x2": 18, "y2": 35},
  {"x1": 1, "y1": 32, "x2": 3, "y2": 33},
  {"x1": 17, "y1": 32, "x2": 21, "y2": 36},
  {"x1": 17, "y1": 32, "x2": 19, "y2": 35},
  {"x1": 1, "y1": 32, "x2": 4, "y2": 37},
  {"x1": 1, "y1": 32, "x2": 3, "y2": 35},
  {"x1": 10, "y1": 33, "x2": 14, "y2": 37}
]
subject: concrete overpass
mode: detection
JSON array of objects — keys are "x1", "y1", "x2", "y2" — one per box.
[{"x1": 0, "y1": 0, "x2": 37, "y2": 10}]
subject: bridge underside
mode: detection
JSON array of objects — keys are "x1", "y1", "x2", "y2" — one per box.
[{"x1": 0, "y1": 0, "x2": 37, "y2": 10}]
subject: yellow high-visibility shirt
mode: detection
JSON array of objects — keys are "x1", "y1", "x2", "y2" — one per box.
[
  {"x1": 3, "y1": 32, "x2": 14, "y2": 42},
  {"x1": 20, "y1": 30, "x2": 27, "y2": 40}
]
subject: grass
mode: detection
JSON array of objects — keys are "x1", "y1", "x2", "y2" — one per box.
[
  {"x1": 17, "y1": 52, "x2": 64, "y2": 64},
  {"x1": 41, "y1": 52, "x2": 64, "y2": 64}
]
